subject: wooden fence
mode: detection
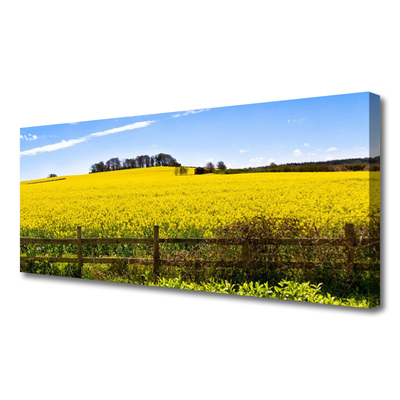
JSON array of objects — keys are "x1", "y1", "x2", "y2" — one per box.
[{"x1": 20, "y1": 223, "x2": 379, "y2": 278}]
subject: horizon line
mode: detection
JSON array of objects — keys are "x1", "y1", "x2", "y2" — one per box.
[{"x1": 20, "y1": 155, "x2": 380, "y2": 183}]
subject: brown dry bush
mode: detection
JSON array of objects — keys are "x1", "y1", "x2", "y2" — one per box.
[{"x1": 159, "y1": 215, "x2": 380, "y2": 296}]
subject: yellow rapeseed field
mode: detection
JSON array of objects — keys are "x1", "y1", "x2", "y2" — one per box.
[{"x1": 20, "y1": 168, "x2": 380, "y2": 238}]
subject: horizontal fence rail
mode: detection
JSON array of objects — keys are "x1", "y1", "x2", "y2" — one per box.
[
  {"x1": 20, "y1": 224, "x2": 380, "y2": 278},
  {"x1": 20, "y1": 237, "x2": 379, "y2": 246}
]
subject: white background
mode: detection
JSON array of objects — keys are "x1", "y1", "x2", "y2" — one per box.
[{"x1": 1, "y1": 1, "x2": 399, "y2": 399}]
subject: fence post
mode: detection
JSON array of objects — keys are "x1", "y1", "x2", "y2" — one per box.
[
  {"x1": 344, "y1": 223, "x2": 355, "y2": 279},
  {"x1": 77, "y1": 226, "x2": 83, "y2": 277},
  {"x1": 153, "y1": 225, "x2": 160, "y2": 277}
]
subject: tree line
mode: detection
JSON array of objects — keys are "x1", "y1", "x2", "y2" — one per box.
[
  {"x1": 90, "y1": 153, "x2": 180, "y2": 173},
  {"x1": 88, "y1": 153, "x2": 378, "y2": 176},
  {"x1": 213, "y1": 156, "x2": 380, "y2": 175},
  {"x1": 194, "y1": 161, "x2": 226, "y2": 174}
]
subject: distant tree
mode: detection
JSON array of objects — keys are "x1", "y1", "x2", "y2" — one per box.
[
  {"x1": 217, "y1": 161, "x2": 226, "y2": 170},
  {"x1": 123, "y1": 158, "x2": 136, "y2": 169},
  {"x1": 90, "y1": 162, "x2": 106, "y2": 173},
  {"x1": 194, "y1": 167, "x2": 207, "y2": 175},
  {"x1": 136, "y1": 155, "x2": 145, "y2": 168},
  {"x1": 154, "y1": 154, "x2": 161, "y2": 166},
  {"x1": 48, "y1": 173, "x2": 57, "y2": 178},
  {"x1": 112, "y1": 157, "x2": 121, "y2": 170},
  {"x1": 152, "y1": 153, "x2": 179, "y2": 167},
  {"x1": 175, "y1": 166, "x2": 188, "y2": 176},
  {"x1": 206, "y1": 162, "x2": 215, "y2": 172},
  {"x1": 169, "y1": 156, "x2": 179, "y2": 167},
  {"x1": 104, "y1": 158, "x2": 121, "y2": 171},
  {"x1": 168, "y1": 156, "x2": 179, "y2": 167},
  {"x1": 160, "y1": 153, "x2": 167, "y2": 166}
]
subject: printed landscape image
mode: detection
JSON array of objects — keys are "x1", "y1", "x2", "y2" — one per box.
[{"x1": 20, "y1": 93, "x2": 380, "y2": 308}]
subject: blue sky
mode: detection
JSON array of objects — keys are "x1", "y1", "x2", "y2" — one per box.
[{"x1": 20, "y1": 92, "x2": 380, "y2": 181}]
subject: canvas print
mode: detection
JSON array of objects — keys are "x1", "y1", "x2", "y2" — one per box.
[{"x1": 20, "y1": 92, "x2": 380, "y2": 308}]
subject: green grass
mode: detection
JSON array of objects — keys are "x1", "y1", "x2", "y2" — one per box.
[{"x1": 20, "y1": 259, "x2": 379, "y2": 308}]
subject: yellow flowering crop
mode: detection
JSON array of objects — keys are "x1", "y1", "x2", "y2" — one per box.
[{"x1": 20, "y1": 168, "x2": 379, "y2": 238}]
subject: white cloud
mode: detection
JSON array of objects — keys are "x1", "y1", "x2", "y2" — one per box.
[
  {"x1": 172, "y1": 109, "x2": 210, "y2": 118},
  {"x1": 20, "y1": 134, "x2": 38, "y2": 141},
  {"x1": 226, "y1": 160, "x2": 239, "y2": 169},
  {"x1": 239, "y1": 149, "x2": 249, "y2": 153},
  {"x1": 288, "y1": 118, "x2": 304, "y2": 123},
  {"x1": 267, "y1": 158, "x2": 275, "y2": 165},
  {"x1": 20, "y1": 121, "x2": 155, "y2": 157},
  {"x1": 303, "y1": 142, "x2": 309, "y2": 147},
  {"x1": 293, "y1": 149, "x2": 302, "y2": 157},
  {"x1": 89, "y1": 121, "x2": 155, "y2": 137},
  {"x1": 327, "y1": 147, "x2": 338, "y2": 152},
  {"x1": 247, "y1": 157, "x2": 264, "y2": 167},
  {"x1": 20, "y1": 137, "x2": 87, "y2": 156}
]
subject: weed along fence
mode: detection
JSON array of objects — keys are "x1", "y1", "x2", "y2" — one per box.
[{"x1": 20, "y1": 224, "x2": 380, "y2": 278}]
